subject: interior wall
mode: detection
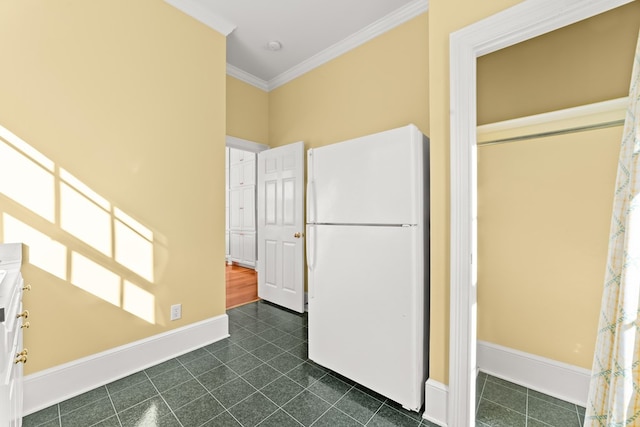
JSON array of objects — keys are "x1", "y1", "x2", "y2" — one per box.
[
  {"x1": 227, "y1": 76, "x2": 269, "y2": 145},
  {"x1": 268, "y1": 12, "x2": 429, "y2": 149},
  {"x1": 477, "y1": 2, "x2": 640, "y2": 125},
  {"x1": 477, "y1": 126, "x2": 621, "y2": 368},
  {"x1": 0, "y1": 0, "x2": 227, "y2": 374},
  {"x1": 428, "y1": 0, "x2": 523, "y2": 385},
  {"x1": 476, "y1": 3, "x2": 639, "y2": 369}
]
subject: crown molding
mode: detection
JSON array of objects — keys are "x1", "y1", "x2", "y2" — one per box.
[
  {"x1": 224, "y1": 0, "x2": 429, "y2": 92},
  {"x1": 226, "y1": 64, "x2": 270, "y2": 91},
  {"x1": 164, "y1": 0, "x2": 236, "y2": 36},
  {"x1": 267, "y1": 0, "x2": 428, "y2": 91}
]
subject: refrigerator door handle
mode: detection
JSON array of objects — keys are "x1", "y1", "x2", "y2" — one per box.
[
  {"x1": 307, "y1": 150, "x2": 317, "y2": 224},
  {"x1": 306, "y1": 224, "x2": 316, "y2": 276},
  {"x1": 308, "y1": 181, "x2": 317, "y2": 224}
]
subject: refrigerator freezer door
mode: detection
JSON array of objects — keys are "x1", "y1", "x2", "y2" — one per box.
[
  {"x1": 307, "y1": 224, "x2": 426, "y2": 410},
  {"x1": 307, "y1": 124, "x2": 424, "y2": 226}
]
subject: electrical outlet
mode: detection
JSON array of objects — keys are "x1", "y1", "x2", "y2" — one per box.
[{"x1": 170, "y1": 304, "x2": 182, "y2": 321}]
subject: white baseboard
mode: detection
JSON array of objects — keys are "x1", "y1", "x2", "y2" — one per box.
[
  {"x1": 477, "y1": 340, "x2": 591, "y2": 406},
  {"x1": 23, "y1": 314, "x2": 229, "y2": 416},
  {"x1": 423, "y1": 379, "x2": 448, "y2": 426}
]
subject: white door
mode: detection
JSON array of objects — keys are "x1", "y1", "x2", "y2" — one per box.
[{"x1": 257, "y1": 141, "x2": 305, "y2": 313}]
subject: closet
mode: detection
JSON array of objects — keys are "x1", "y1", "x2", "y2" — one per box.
[{"x1": 226, "y1": 147, "x2": 257, "y2": 268}]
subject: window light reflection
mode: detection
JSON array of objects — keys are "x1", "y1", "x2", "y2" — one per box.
[
  {"x1": 71, "y1": 252, "x2": 121, "y2": 306},
  {"x1": 3, "y1": 213, "x2": 67, "y2": 280},
  {"x1": 123, "y1": 280, "x2": 155, "y2": 324},
  {"x1": 60, "y1": 182, "x2": 112, "y2": 256},
  {"x1": 115, "y1": 220, "x2": 154, "y2": 282},
  {"x1": 0, "y1": 140, "x2": 55, "y2": 222},
  {"x1": 0, "y1": 123, "x2": 158, "y2": 324}
]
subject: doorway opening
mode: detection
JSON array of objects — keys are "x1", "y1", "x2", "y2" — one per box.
[{"x1": 225, "y1": 136, "x2": 269, "y2": 309}]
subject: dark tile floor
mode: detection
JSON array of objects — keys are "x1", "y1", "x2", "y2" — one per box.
[
  {"x1": 476, "y1": 372, "x2": 586, "y2": 427},
  {"x1": 23, "y1": 300, "x2": 585, "y2": 427}
]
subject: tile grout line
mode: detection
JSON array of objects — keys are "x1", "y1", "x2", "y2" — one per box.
[
  {"x1": 102, "y1": 385, "x2": 123, "y2": 427},
  {"x1": 173, "y1": 351, "x2": 249, "y2": 427},
  {"x1": 525, "y1": 387, "x2": 529, "y2": 427},
  {"x1": 141, "y1": 369, "x2": 185, "y2": 427},
  {"x1": 481, "y1": 396, "x2": 528, "y2": 417},
  {"x1": 476, "y1": 374, "x2": 487, "y2": 415},
  {"x1": 233, "y1": 305, "x2": 376, "y2": 426},
  {"x1": 192, "y1": 335, "x2": 306, "y2": 427},
  {"x1": 306, "y1": 379, "x2": 365, "y2": 427}
]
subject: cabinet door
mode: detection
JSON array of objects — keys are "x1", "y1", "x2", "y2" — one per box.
[
  {"x1": 230, "y1": 148, "x2": 256, "y2": 165},
  {"x1": 243, "y1": 160, "x2": 256, "y2": 186},
  {"x1": 242, "y1": 186, "x2": 255, "y2": 231},
  {"x1": 242, "y1": 233, "x2": 256, "y2": 265},
  {"x1": 229, "y1": 189, "x2": 243, "y2": 231},
  {"x1": 230, "y1": 232, "x2": 243, "y2": 261},
  {"x1": 230, "y1": 161, "x2": 256, "y2": 187},
  {"x1": 229, "y1": 148, "x2": 243, "y2": 165}
]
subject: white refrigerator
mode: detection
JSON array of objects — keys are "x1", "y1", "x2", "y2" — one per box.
[{"x1": 306, "y1": 124, "x2": 429, "y2": 412}]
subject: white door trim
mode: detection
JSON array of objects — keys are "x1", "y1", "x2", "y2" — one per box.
[{"x1": 448, "y1": 0, "x2": 634, "y2": 425}]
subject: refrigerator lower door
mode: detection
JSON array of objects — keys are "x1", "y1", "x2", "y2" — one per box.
[{"x1": 307, "y1": 224, "x2": 426, "y2": 411}]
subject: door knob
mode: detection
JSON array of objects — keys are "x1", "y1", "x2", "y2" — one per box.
[{"x1": 294, "y1": 232, "x2": 304, "y2": 238}]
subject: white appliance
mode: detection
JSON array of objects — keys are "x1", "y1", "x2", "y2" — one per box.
[{"x1": 306, "y1": 124, "x2": 429, "y2": 412}]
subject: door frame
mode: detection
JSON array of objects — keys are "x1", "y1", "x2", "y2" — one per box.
[{"x1": 447, "y1": 0, "x2": 634, "y2": 425}]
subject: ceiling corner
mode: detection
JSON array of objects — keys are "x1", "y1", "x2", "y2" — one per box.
[
  {"x1": 266, "y1": 0, "x2": 429, "y2": 91},
  {"x1": 164, "y1": 0, "x2": 237, "y2": 36}
]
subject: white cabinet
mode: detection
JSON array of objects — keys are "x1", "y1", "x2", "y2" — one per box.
[
  {"x1": 230, "y1": 232, "x2": 256, "y2": 267},
  {"x1": 0, "y1": 243, "x2": 27, "y2": 427},
  {"x1": 230, "y1": 160, "x2": 256, "y2": 188},
  {"x1": 227, "y1": 147, "x2": 257, "y2": 268},
  {"x1": 229, "y1": 148, "x2": 256, "y2": 188},
  {"x1": 229, "y1": 148, "x2": 256, "y2": 165},
  {"x1": 229, "y1": 186, "x2": 255, "y2": 231}
]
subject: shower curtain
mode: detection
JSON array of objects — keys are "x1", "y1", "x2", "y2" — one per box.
[{"x1": 585, "y1": 30, "x2": 640, "y2": 426}]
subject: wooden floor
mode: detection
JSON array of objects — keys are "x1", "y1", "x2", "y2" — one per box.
[{"x1": 225, "y1": 263, "x2": 259, "y2": 309}]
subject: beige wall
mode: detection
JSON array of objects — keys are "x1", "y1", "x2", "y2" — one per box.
[
  {"x1": 477, "y1": 126, "x2": 621, "y2": 369},
  {"x1": 227, "y1": 76, "x2": 269, "y2": 144},
  {"x1": 269, "y1": 13, "x2": 429, "y2": 148},
  {"x1": 0, "y1": 1, "x2": 227, "y2": 373},
  {"x1": 477, "y1": 2, "x2": 640, "y2": 125}
]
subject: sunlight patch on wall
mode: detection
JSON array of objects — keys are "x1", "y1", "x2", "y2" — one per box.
[
  {"x1": 115, "y1": 208, "x2": 154, "y2": 282},
  {"x1": 0, "y1": 124, "x2": 159, "y2": 324},
  {"x1": 71, "y1": 252, "x2": 120, "y2": 306},
  {"x1": 3, "y1": 213, "x2": 67, "y2": 280},
  {"x1": 60, "y1": 180, "x2": 112, "y2": 257},
  {"x1": 123, "y1": 280, "x2": 155, "y2": 324},
  {"x1": 0, "y1": 137, "x2": 55, "y2": 222}
]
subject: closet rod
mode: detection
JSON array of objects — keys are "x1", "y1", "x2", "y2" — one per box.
[{"x1": 477, "y1": 119, "x2": 624, "y2": 147}]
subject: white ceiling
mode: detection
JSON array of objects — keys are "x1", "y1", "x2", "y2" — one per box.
[{"x1": 164, "y1": 0, "x2": 428, "y2": 91}]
